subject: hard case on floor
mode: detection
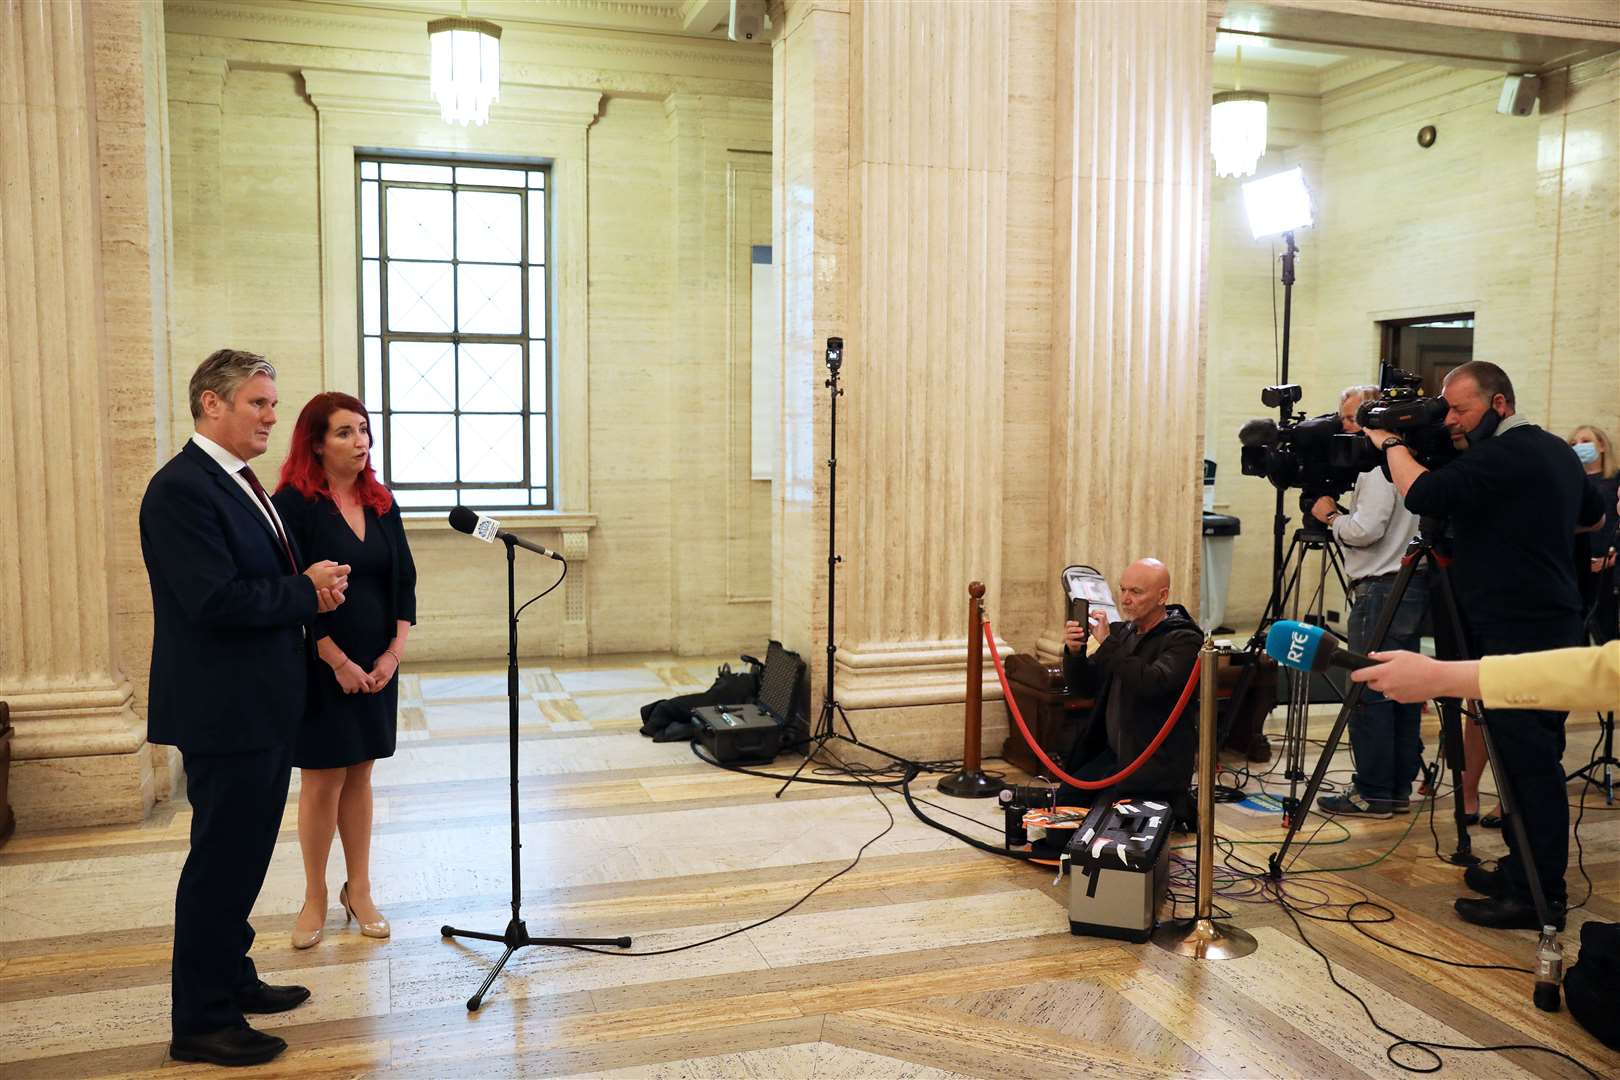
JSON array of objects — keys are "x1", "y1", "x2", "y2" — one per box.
[{"x1": 1064, "y1": 797, "x2": 1173, "y2": 943}]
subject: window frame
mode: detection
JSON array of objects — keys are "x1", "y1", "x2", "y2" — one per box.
[{"x1": 354, "y1": 152, "x2": 554, "y2": 512}]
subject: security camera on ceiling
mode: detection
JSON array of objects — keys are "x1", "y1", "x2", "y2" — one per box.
[
  {"x1": 728, "y1": 0, "x2": 767, "y2": 43},
  {"x1": 1496, "y1": 74, "x2": 1540, "y2": 117}
]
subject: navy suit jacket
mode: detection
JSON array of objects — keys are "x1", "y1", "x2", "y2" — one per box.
[{"x1": 140, "y1": 440, "x2": 318, "y2": 754}]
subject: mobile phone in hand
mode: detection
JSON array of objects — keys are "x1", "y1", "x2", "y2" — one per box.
[{"x1": 1068, "y1": 596, "x2": 1090, "y2": 637}]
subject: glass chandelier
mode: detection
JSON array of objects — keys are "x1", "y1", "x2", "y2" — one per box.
[
  {"x1": 427, "y1": 15, "x2": 502, "y2": 126},
  {"x1": 1211, "y1": 91, "x2": 1269, "y2": 178}
]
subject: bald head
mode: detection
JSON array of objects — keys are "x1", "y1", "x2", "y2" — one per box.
[{"x1": 1118, "y1": 558, "x2": 1171, "y2": 628}]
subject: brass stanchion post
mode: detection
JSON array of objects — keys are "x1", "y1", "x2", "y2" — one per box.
[
  {"x1": 939, "y1": 581, "x2": 999, "y2": 798},
  {"x1": 1152, "y1": 637, "x2": 1259, "y2": 959}
]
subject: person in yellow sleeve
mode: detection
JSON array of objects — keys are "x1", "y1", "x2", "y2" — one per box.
[{"x1": 1351, "y1": 641, "x2": 1620, "y2": 712}]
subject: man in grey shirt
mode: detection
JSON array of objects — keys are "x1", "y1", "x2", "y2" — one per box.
[{"x1": 1313, "y1": 384, "x2": 1429, "y2": 818}]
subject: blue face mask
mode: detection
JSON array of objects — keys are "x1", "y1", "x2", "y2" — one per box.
[{"x1": 1573, "y1": 441, "x2": 1599, "y2": 465}]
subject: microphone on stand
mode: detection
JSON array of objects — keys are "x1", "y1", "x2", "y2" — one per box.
[
  {"x1": 1264, "y1": 619, "x2": 1378, "y2": 673},
  {"x1": 447, "y1": 506, "x2": 564, "y2": 561}
]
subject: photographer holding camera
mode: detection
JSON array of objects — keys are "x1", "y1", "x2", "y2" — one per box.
[
  {"x1": 1312, "y1": 385, "x2": 1427, "y2": 819},
  {"x1": 1364, "y1": 360, "x2": 1607, "y2": 930}
]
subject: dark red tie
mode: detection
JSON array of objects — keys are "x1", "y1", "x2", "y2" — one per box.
[{"x1": 238, "y1": 465, "x2": 297, "y2": 572}]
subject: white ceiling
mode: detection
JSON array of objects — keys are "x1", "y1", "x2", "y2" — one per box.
[{"x1": 1214, "y1": 31, "x2": 1350, "y2": 71}]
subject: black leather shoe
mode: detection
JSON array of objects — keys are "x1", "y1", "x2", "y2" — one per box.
[
  {"x1": 235, "y1": 980, "x2": 311, "y2": 1014},
  {"x1": 170, "y1": 1025, "x2": 287, "y2": 1067},
  {"x1": 1481, "y1": 813, "x2": 1504, "y2": 829},
  {"x1": 1463, "y1": 863, "x2": 1507, "y2": 898},
  {"x1": 1455, "y1": 895, "x2": 1565, "y2": 931}
]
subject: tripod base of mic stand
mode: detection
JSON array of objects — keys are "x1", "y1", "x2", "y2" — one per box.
[
  {"x1": 937, "y1": 769, "x2": 1001, "y2": 798},
  {"x1": 441, "y1": 918, "x2": 632, "y2": 1011},
  {"x1": 1151, "y1": 917, "x2": 1258, "y2": 959}
]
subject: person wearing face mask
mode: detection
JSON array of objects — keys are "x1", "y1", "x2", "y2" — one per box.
[
  {"x1": 1568, "y1": 425, "x2": 1618, "y2": 644},
  {"x1": 1363, "y1": 361, "x2": 1607, "y2": 931},
  {"x1": 1059, "y1": 558, "x2": 1203, "y2": 824},
  {"x1": 272, "y1": 393, "x2": 417, "y2": 952}
]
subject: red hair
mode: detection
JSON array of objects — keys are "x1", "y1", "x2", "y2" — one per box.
[{"x1": 276, "y1": 392, "x2": 394, "y2": 514}]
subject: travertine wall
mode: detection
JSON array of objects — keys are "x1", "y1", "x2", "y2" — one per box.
[
  {"x1": 161, "y1": 5, "x2": 774, "y2": 664},
  {"x1": 1209, "y1": 56, "x2": 1620, "y2": 630}
]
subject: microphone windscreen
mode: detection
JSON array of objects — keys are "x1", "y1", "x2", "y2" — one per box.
[
  {"x1": 1239, "y1": 418, "x2": 1280, "y2": 448},
  {"x1": 1265, "y1": 619, "x2": 1329, "y2": 673},
  {"x1": 448, "y1": 505, "x2": 479, "y2": 535}
]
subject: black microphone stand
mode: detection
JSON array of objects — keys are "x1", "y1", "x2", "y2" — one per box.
[{"x1": 441, "y1": 536, "x2": 631, "y2": 1010}]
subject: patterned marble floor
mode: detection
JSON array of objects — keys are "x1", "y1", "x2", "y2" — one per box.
[{"x1": 1, "y1": 653, "x2": 1616, "y2": 1078}]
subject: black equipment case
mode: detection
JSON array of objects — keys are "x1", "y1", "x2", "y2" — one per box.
[{"x1": 693, "y1": 641, "x2": 804, "y2": 764}]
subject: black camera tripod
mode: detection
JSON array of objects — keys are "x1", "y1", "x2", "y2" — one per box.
[
  {"x1": 1567, "y1": 557, "x2": 1618, "y2": 802},
  {"x1": 1268, "y1": 524, "x2": 1564, "y2": 978}
]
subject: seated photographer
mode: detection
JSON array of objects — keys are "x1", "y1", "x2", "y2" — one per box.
[
  {"x1": 1059, "y1": 558, "x2": 1202, "y2": 823},
  {"x1": 1313, "y1": 384, "x2": 1427, "y2": 819}
]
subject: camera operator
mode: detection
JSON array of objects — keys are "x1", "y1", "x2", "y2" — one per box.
[
  {"x1": 1364, "y1": 360, "x2": 1607, "y2": 930},
  {"x1": 1312, "y1": 385, "x2": 1427, "y2": 819},
  {"x1": 1059, "y1": 558, "x2": 1202, "y2": 825}
]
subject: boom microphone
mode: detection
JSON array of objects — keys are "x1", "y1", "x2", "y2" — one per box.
[
  {"x1": 447, "y1": 506, "x2": 564, "y2": 561},
  {"x1": 1264, "y1": 619, "x2": 1377, "y2": 673}
]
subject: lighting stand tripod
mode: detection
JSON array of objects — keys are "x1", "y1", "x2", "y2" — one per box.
[
  {"x1": 441, "y1": 537, "x2": 631, "y2": 1010},
  {"x1": 1268, "y1": 523, "x2": 1563, "y2": 1006},
  {"x1": 1567, "y1": 563, "x2": 1617, "y2": 803},
  {"x1": 775, "y1": 337, "x2": 891, "y2": 799}
]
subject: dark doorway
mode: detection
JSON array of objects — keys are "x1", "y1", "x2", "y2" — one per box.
[{"x1": 1378, "y1": 313, "x2": 1475, "y2": 392}]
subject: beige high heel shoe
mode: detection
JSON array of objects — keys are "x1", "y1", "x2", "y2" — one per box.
[
  {"x1": 291, "y1": 897, "x2": 326, "y2": 950},
  {"x1": 340, "y1": 881, "x2": 390, "y2": 939}
]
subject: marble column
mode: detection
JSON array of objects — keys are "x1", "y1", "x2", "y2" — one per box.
[
  {"x1": 1040, "y1": 0, "x2": 1213, "y2": 655},
  {"x1": 0, "y1": 0, "x2": 170, "y2": 827}
]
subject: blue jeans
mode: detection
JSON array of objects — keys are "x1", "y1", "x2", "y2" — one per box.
[{"x1": 1346, "y1": 575, "x2": 1428, "y2": 804}]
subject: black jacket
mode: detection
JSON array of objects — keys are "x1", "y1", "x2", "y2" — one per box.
[
  {"x1": 140, "y1": 441, "x2": 317, "y2": 754},
  {"x1": 1405, "y1": 423, "x2": 1604, "y2": 641},
  {"x1": 269, "y1": 488, "x2": 418, "y2": 641},
  {"x1": 1062, "y1": 603, "x2": 1203, "y2": 795}
]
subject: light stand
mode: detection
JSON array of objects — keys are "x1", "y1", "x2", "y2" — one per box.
[
  {"x1": 441, "y1": 536, "x2": 631, "y2": 1010},
  {"x1": 776, "y1": 337, "x2": 888, "y2": 798},
  {"x1": 1153, "y1": 637, "x2": 1259, "y2": 959},
  {"x1": 1567, "y1": 562, "x2": 1617, "y2": 802}
]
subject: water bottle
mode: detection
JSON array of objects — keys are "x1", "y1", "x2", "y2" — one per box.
[{"x1": 1533, "y1": 925, "x2": 1563, "y2": 1012}]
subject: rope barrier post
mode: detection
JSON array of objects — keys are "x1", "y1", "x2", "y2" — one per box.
[
  {"x1": 939, "y1": 582, "x2": 1000, "y2": 798},
  {"x1": 1152, "y1": 636, "x2": 1259, "y2": 960}
]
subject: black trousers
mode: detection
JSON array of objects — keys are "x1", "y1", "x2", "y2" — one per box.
[
  {"x1": 172, "y1": 742, "x2": 293, "y2": 1037},
  {"x1": 1473, "y1": 619, "x2": 1582, "y2": 907}
]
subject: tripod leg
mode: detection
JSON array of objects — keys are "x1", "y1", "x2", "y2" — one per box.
[
  {"x1": 467, "y1": 945, "x2": 516, "y2": 1012},
  {"x1": 1436, "y1": 700, "x2": 1479, "y2": 865}
]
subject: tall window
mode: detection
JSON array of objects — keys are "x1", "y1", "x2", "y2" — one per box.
[{"x1": 357, "y1": 155, "x2": 551, "y2": 511}]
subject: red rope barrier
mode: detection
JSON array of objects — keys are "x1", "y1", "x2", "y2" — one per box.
[{"x1": 982, "y1": 617, "x2": 1201, "y2": 790}]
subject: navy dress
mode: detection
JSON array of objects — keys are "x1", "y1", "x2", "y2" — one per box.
[{"x1": 271, "y1": 490, "x2": 417, "y2": 770}]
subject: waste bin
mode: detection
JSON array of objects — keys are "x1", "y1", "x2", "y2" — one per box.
[{"x1": 1201, "y1": 512, "x2": 1241, "y2": 632}]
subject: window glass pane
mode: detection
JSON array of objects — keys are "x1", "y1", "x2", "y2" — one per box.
[
  {"x1": 460, "y1": 487, "x2": 528, "y2": 507},
  {"x1": 368, "y1": 421, "x2": 384, "y2": 480},
  {"x1": 528, "y1": 342, "x2": 547, "y2": 411},
  {"x1": 459, "y1": 343, "x2": 523, "y2": 411},
  {"x1": 363, "y1": 337, "x2": 382, "y2": 410},
  {"x1": 527, "y1": 200, "x2": 546, "y2": 264},
  {"x1": 457, "y1": 166, "x2": 525, "y2": 188},
  {"x1": 360, "y1": 181, "x2": 379, "y2": 258},
  {"x1": 529, "y1": 415, "x2": 549, "y2": 487},
  {"x1": 387, "y1": 261, "x2": 455, "y2": 332},
  {"x1": 457, "y1": 264, "x2": 522, "y2": 334},
  {"x1": 390, "y1": 414, "x2": 457, "y2": 483},
  {"x1": 458, "y1": 414, "x2": 524, "y2": 483},
  {"x1": 393, "y1": 488, "x2": 452, "y2": 508},
  {"x1": 385, "y1": 187, "x2": 454, "y2": 260},
  {"x1": 529, "y1": 487, "x2": 549, "y2": 507},
  {"x1": 389, "y1": 341, "x2": 456, "y2": 410},
  {"x1": 360, "y1": 160, "x2": 379, "y2": 179},
  {"x1": 456, "y1": 190, "x2": 522, "y2": 263},
  {"x1": 381, "y1": 162, "x2": 452, "y2": 183},
  {"x1": 528, "y1": 273, "x2": 547, "y2": 337},
  {"x1": 528, "y1": 170, "x2": 546, "y2": 189},
  {"x1": 362, "y1": 259, "x2": 381, "y2": 335}
]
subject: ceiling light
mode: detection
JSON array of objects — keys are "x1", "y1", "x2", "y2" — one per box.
[
  {"x1": 1211, "y1": 91, "x2": 1269, "y2": 178},
  {"x1": 427, "y1": 16, "x2": 501, "y2": 126}
]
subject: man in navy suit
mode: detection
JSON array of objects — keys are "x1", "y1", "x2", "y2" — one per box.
[{"x1": 141, "y1": 349, "x2": 350, "y2": 1067}]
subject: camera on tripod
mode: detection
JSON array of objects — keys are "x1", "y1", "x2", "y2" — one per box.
[
  {"x1": 1238, "y1": 387, "x2": 1360, "y2": 512},
  {"x1": 1345, "y1": 362, "x2": 1460, "y2": 471}
]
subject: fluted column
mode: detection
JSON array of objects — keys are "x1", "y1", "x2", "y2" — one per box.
[
  {"x1": 1041, "y1": 0, "x2": 1213, "y2": 654},
  {"x1": 0, "y1": 0, "x2": 166, "y2": 827}
]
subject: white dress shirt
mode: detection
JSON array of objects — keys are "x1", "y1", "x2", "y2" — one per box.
[{"x1": 190, "y1": 432, "x2": 290, "y2": 540}]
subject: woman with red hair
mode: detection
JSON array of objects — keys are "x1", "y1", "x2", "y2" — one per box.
[{"x1": 272, "y1": 392, "x2": 416, "y2": 949}]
